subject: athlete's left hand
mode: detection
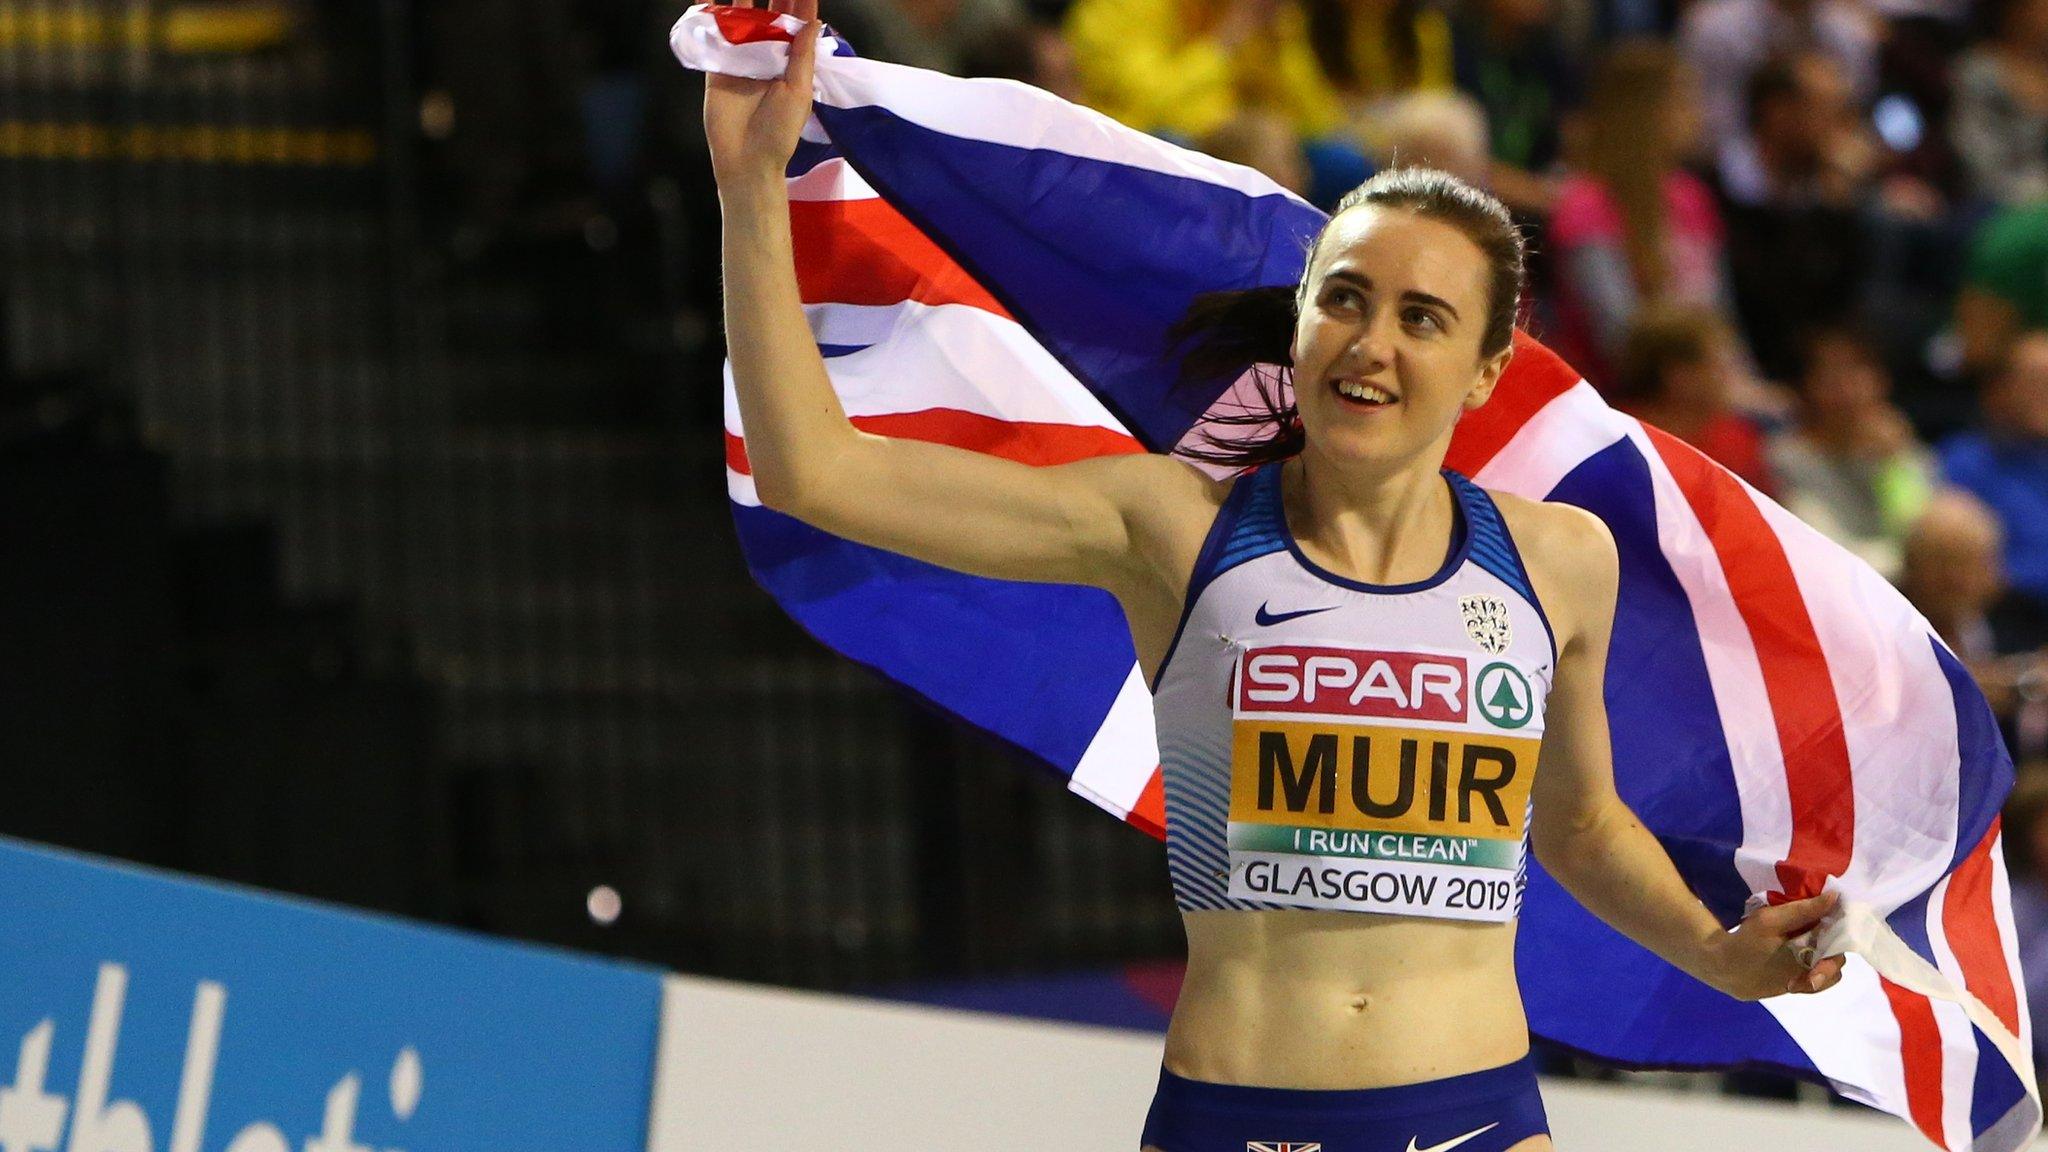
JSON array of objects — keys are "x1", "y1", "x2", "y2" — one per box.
[{"x1": 1708, "y1": 890, "x2": 1847, "y2": 1000}]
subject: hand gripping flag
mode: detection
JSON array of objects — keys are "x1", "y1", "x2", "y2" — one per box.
[{"x1": 675, "y1": 8, "x2": 2040, "y2": 1147}]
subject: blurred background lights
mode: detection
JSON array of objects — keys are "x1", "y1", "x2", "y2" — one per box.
[{"x1": 586, "y1": 885, "x2": 622, "y2": 927}]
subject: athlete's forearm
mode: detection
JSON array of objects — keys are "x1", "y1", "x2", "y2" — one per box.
[
  {"x1": 718, "y1": 173, "x2": 860, "y2": 510},
  {"x1": 1538, "y1": 797, "x2": 1734, "y2": 989}
]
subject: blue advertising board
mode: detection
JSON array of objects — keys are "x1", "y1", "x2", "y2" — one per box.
[{"x1": 0, "y1": 838, "x2": 665, "y2": 1152}]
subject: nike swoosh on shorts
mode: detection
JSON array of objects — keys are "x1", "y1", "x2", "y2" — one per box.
[{"x1": 1405, "y1": 1121, "x2": 1500, "y2": 1152}]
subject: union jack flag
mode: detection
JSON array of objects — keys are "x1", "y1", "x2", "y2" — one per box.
[
  {"x1": 1246, "y1": 1142, "x2": 1322, "y2": 1152},
  {"x1": 674, "y1": 8, "x2": 2039, "y2": 1148}
]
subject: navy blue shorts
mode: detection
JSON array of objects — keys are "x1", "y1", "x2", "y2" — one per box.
[{"x1": 1139, "y1": 1055, "x2": 1548, "y2": 1152}]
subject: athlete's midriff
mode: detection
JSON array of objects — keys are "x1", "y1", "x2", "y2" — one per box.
[{"x1": 1165, "y1": 908, "x2": 1528, "y2": 1089}]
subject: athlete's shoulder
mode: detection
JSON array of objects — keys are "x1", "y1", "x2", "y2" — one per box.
[
  {"x1": 1485, "y1": 490, "x2": 1610, "y2": 552},
  {"x1": 1482, "y1": 490, "x2": 1617, "y2": 613},
  {"x1": 1076, "y1": 453, "x2": 1238, "y2": 585},
  {"x1": 1055, "y1": 449, "x2": 1227, "y2": 521},
  {"x1": 1081, "y1": 450, "x2": 1227, "y2": 499}
]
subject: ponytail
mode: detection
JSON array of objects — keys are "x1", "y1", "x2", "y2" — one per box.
[{"x1": 1168, "y1": 286, "x2": 1303, "y2": 470}]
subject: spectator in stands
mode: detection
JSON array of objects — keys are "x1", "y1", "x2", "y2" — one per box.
[
  {"x1": 1956, "y1": 201, "x2": 2048, "y2": 380},
  {"x1": 1064, "y1": 0, "x2": 1342, "y2": 141},
  {"x1": 1198, "y1": 112, "x2": 1312, "y2": 197},
  {"x1": 1678, "y1": 0, "x2": 1879, "y2": 174},
  {"x1": 829, "y1": 0, "x2": 1025, "y2": 75},
  {"x1": 1940, "y1": 332, "x2": 2048, "y2": 648},
  {"x1": 1302, "y1": 0, "x2": 1457, "y2": 132},
  {"x1": 1376, "y1": 92, "x2": 1492, "y2": 189},
  {"x1": 1549, "y1": 43, "x2": 1730, "y2": 388},
  {"x1": 1901, "y1": 489, "x2": 2048, "y2": 766},
  {"x1": 1951, "y1": 0, "x2": 2048, "y2": 207},
  {"x1": 958, "y1": 18, "x2": 1083, "y2": 101},
  {"x1": 1451, "y1": 0, "x2": 1579, "y2": 217},
  {"x1": 1616, "y1": 304, "x2": 1777, "y2": 493},
  {"x1": 1712, "y1": 54, "x2": 1871, "y2": 384},
  {"x1": 1768, "y1": 326, "x2": 1935, "y2": 580},
  {"x1": 1064, "y1": 0, "x2": 1382, "y2": 205},
  {"x1": 1903, "y1": 489, "x2": 2008, "y2": 660}
]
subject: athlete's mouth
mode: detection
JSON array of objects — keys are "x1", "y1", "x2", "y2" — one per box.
[{"x1": 1330, "y1": 376, "x2": 1397, "y2": 408}]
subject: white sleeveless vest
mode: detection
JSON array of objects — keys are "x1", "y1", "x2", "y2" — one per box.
[{"x1": 1153, "y1": 464, "x2": 1558, "y2": 923}]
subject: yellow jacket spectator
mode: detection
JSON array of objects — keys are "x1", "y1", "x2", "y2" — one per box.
[{"x1": 1064, "y1": 0, "x2": 1450, "y2": 142}]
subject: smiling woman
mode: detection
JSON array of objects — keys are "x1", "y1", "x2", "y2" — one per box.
[
  {"x1": 1170, "y1": 170, "x2": 1521, "y2": 473},
  {"x1": 704, "y1": 6, "x2": 1845, "y2": 1146}
]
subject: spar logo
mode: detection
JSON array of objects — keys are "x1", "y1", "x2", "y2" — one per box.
[
  {"x1": 1474, "y1": 662, "x2": 1533, "y2": 730},
  {"x1": 1235, "y1": 647, "x2": 1465, "y2": 723},
  {"x1": 0, "y1": 963, "x2": 423, "y2": 1152}
]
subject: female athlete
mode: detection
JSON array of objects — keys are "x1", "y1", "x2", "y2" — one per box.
[{"x1": 705, "y1": 4, "x2": 1846, "y2": 1147}]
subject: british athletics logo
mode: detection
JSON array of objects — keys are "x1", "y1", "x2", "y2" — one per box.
[{"x1": 1246, "y1": 1142, "x2": 1322, "y2": 1152}]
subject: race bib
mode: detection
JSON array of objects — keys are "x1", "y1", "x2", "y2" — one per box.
[{"x1": 1224, "y1": 644, "x2": 1543, "y2": 922}]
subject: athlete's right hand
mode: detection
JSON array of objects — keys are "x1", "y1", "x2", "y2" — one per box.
[{"x1": 704, "y1": 0, "x2": 822, "y2": 183}]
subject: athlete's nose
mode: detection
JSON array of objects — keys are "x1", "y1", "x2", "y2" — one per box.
[{"x1": 1343, "y1": 316, "x2": 1395, "y2": 374}]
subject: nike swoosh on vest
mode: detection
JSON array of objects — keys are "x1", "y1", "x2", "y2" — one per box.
[{"x1": 1253, "y1": 602, "x2": 1339, "y2": 627}]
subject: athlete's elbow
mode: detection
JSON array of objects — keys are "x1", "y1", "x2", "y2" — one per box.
[
  {"x1": 1530, "y1": 804, "x2": 1610, "y2": 877},
  {"x1": 750, "y1": 468, "x2": 810, "y2": 516},
  {"x1": 748, "y1": 440, "x2": 858, "y2": 521}
]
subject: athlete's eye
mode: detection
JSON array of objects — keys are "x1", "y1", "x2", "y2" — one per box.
[
  {"x1": 1325, "y1": 286, "x2": 1362, "y2": 310},
  {"x1": 1403, "y1": 306, "x2": 1444, "y2": 333}
]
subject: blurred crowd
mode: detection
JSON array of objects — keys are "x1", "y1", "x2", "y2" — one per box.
[{"x1": 403, "y1": 0, "x2": 2048, "y2": 1078}]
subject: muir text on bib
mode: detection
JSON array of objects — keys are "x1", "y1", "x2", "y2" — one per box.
[{"x1": 1225, "y1": 644, "x2": 1543, "y2": 921}]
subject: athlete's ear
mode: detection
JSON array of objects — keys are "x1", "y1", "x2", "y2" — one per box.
[{"x1": 1464, "y1": 343, "x2": 1514, "y2": 412}]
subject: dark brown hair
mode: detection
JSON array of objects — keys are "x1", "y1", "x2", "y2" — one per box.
[{"x1": 1170, "y1": 167, "x2": 1526, "y2": 469}]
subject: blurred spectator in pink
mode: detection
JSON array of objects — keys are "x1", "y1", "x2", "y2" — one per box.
[
  {"x1": 1712, "y1": 54, "x2": 1873, "y2": 384},
  {"x1": 1940, "y1": 332, "x2": 2048, "y2": 650},
  {"x1": 1678, "y1": 0, "x2": 1879, "y2": 177},
  {"x1": 1952, "y1": 0, "x2": 2048, "y2": 206},
  {"x1": 1549, "y1": 43, "x2": 1731, "y2": 389},
  {"x1": 1451, "y1": 0, "x2": 1579, "y2": 218},
  {"x1": 1616, "y1": 304, "x2": 1777, "y2": 495},
  {"x1": 1768, "y1": 326, "x2": 1935, "y2": 579}
]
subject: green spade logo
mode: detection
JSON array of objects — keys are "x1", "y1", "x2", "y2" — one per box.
[{"x1": 1475, "y1": 662, "x2": 1533, "y2": 729}]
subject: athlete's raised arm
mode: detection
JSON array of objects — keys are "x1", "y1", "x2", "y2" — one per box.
[
  {"x1": 705, "y1": 0, "x2": 1211, "y2": 596},
  {"x1": 1511, "y1": 498, "x2": 1847, "y2": 1001}
]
